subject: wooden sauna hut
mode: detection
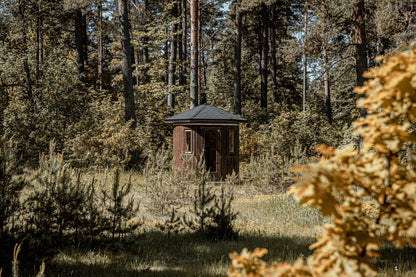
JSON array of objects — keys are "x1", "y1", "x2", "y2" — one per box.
[{"x1": 164, "y1": 103, "x2": 247, "y2": 180}]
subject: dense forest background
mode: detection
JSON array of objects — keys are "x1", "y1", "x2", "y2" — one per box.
[{"x1": 1, "y1": 0, "x2": 415, "y2": 168}]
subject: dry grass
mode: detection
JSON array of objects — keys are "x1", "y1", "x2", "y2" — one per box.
[{"x1": 15, "y1": 170, "x2": 416, "y2": 276}]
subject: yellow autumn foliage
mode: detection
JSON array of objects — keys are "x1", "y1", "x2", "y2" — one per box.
[{"x1": 228, "y1": 47, "x2": 416, "y2": 276}]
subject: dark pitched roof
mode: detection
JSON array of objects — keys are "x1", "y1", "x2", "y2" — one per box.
[{"x1": 164, "y1": 103, "x2": 247, "y2": 123}]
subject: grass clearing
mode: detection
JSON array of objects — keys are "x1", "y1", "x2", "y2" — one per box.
[
  {"x1": 43, "y1": 186, "x2": 319, "y2": 276},
  {"x1": 9, "y1": 170, "x2": 416, "y2": 276}
]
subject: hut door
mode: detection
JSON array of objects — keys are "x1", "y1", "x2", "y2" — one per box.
[{"x1": 203, "y1": 129, "x2": 218, "y2": 172}]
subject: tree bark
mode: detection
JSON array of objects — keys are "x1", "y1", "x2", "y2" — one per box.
[
  {"x1": 118, "y1": 0, "x2": 137, "y2": 129},
  {"x1": 75, "y1": 9, "x2": 87, "y2": 73},
  {"x1": 36, "y1": 0, "x2": 43, "y2": 85},
  {"x1": 82, "y1": 14, "x2": 88, "y2": 65},
  {"x1": 323, "y1": 47, "x2": 332, "y2": 124},
  {"x1": 180, "y1": 0, "x2": 187, "y2": 86},
  {"x1": 19, "y1": 0, "x2": 33, "y2": 109},
  {"x1": 198, "y1": 3, "x2": 205, "y2": 97},
  {"x1": 354, "y1": 0, "x2": 367, "y2": 118},
  {"x1": 260, "y1": 3, "x2": 268, "y2": 110},
  {"x1": 233, "y1": 2, "x2": 242, "y2": 115},
  {"x1": 190, "y1": 0, "x2": 198, "y2": 108},
  {"x1": 164, "y1": 30, "x2": 169, "y2": 84},
  {"x1": 168, "y1": 1, "x2": 178, "y2": 109},
  {"x1": 98, "y1": 0, "x2": 103, "y2": 91},
  {"x1": 270, "y1": 15, "x2": 278, "y2": 104},
  {"x1": 178, "y1": 0, "x2": 184, "y2": 86},
  {"x1": 141, "y1": 0, "x2": 150, "y2": 84},
  {"x1": 302, "y1": 1, "x2": 308, "y2": 112}
]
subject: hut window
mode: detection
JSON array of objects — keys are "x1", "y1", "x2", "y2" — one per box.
[
  {"x1": 185, "y1": 129, "x2": 192, "y2": 153},
  {"x1": 228, "y1": 129, "x2": 235, "y2": 154}
]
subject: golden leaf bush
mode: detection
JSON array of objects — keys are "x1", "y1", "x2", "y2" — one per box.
[{"x1": 229, "y1": 47, "x2": 416, "y2": 276}]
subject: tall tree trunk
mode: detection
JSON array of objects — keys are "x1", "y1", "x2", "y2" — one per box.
[
  {"x1": 302, "y1": 1, "x2": 308, "y2": 112},
  {"x1": 82, "y1": 14, "x2": 88, "y2": 65},
  {"x1": 133, "y1": 48, "x2": 140, "y2": 86},
  {"x1": 98, "y1": 0, "x2": 103, "y2": 91},
  {"x1": 164, "y1": 30, "x2": 169, "y2": 84},
  {"x1": 198, "y1": 4, "x2": 204, "y2": 95},
  {"x1": 180, "y1": 0, "x2": 187, "y2": 86},
  {"x1": 260, "y1": 3, "x2": 268, "y2": 110},
  {"x1": 354, "y1": 0, "x2": 367, "y2": 117},
  {"x1": 131, "y1": 45, "x2": 137, "y2": 85},
  {"x1": 354, "y1": 0, "x2": 367, "y2": 150},
  {"x1": 118, "y1": 0, "x2": 137, "y2": 129},
  {"x1": 141, "y1": 0, "x2": 150, "y2": 84},
  {"x1": 190, "y1": 0, "x2": 198, "y2": 108},
  {"x1": 270, "y1": 14, "x2": 278, "y2": 104},
  {"x1": 36, "y1": 0, "x2": 43, "y2": 86},
  {"x1": 323, "y1": 47, "x2": 332, "y2": 124},
  {"x1": 233, "y1": 2, "x2": 242, "y2": 115},
  {"x1": 178, "y1": 0, "x2": 184, "y2": 86},
  {"x1": 75, "y1": 9, "x2": 87, "y2": 73},
  {"x1": 168, "y1": 1, "x2": 178, "y2": 109},
  {"x1": 19, "y1": 0, "x2": 33, "y2": 109}
]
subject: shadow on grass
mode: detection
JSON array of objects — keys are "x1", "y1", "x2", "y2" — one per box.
[
  {"x1": 6, "y1": 231, "x2": 314, "y2": 277},
  {"x1": 375, "y1": 242, "x2": 416, "y2": 273},
  {"x1": 4, "y1": 232, "x2": 416, "y2": 276}
]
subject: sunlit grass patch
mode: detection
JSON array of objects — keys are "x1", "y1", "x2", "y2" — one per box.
[{"x1": 233, "y1": 194, "x2": 326, "y2": 237}]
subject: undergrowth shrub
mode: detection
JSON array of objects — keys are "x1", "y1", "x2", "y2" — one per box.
[
  {"x1": 101, "y1": 169, "x2": 141, "y2": 240},
  {"x1": 269, "y1": 110, "x2": 343, "y2": 158},
  {"x1": 66, "y1": 94, "x2": 149, "y2": 169},
  {"x1": 26, "y1": 142, "x2": 90, "y2": 247},
  {"x1": 184, "y1": 159, "x2": 239, "y2": 240},
  {"x1": 239, "y1": 109, "x2": 343, "y2": 164},
  {"x1": 144, "y1": 149, "x2": 193, "y2": 215},
  {"x1": 207, "y1": 186, "x2": 239, "y2": 240},
  {"x1": 240, "y1": 141, "x2": 313, "y2": 193},
  {"x1": 22, "y1": 143, "x2": 141, "y2": 249},
  {"x1": 183, "y1": 159, "x2": 216, "y2": 233},
  {"x1": 156, "y1": 208, "x2": 184, "y2": 238}
]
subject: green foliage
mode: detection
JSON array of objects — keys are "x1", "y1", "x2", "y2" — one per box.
[
  {"x1": 81, "y1": 178, "x2": 110, "y2": 244},
  {"x1": 240, "y1": 142, "x2": 311, "y2": 193},
  {"x1": 269, "y1": 109, "x2": 343, "y2": 158},
  {"x1": 184, "y1": 159, "x2": 216, "y2": 233},
  {"x1": 156, "y1": 208, "x2": 184, "y2": 238},
  {"x1": 183, "y1": 159, "x2": 239, "y2": 240},
  {"x1": 207, "y1": 186, "x2": 239, "y2": 240},
  {"x1": 23, "y1": 143, "x2": 140, "y2": 247},
  {"x1": 101, "y1": 169, "x2": 140, "y2": 240},
  {"x1": 67, "y1": 93, "x2": 149, "y2": 168},
  {"x1": 143, "y1": 148, "x2": 194, "y2": 215},
  {"x1": 26, "y1": 142, "x2": 89, "y2": 246}
]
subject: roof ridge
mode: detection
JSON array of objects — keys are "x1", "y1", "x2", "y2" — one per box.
[
  {"x1": 164, "y1": 103, "x2": 247, "y2": 123},
  {"x1": 192, "y1": 103, "x2": 208, "y2": 119}
]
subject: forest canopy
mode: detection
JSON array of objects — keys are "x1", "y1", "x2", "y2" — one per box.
[{"x1": 0, "y1": 0, "x2": 415, "y2": 168}]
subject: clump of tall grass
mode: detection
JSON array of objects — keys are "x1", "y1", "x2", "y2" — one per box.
[{"x1": 0, "y1": 242, "x2": 45, "y2": 277}]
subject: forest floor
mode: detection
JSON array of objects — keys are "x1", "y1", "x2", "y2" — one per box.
[
  {"x1": 36, "y1": 172, "x2": 415, "y2": 277},
  {"x1": 12, "y1": 171, "x2": 416, "y2": 276}
]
